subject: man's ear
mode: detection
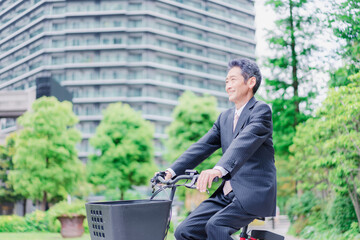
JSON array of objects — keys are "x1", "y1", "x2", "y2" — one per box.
[{"x1": 248, "y1": 76, "x2": 256, "y2": 89}]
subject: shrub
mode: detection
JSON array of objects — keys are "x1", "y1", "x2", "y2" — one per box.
[
  {"x1": 287, "y1": 191, "x2": 319, "y2": 223},
  {"x1": 48, "y1": 200, "x2": 86, "y2": 217},
  {"x1": 328, "y1": 194, "x2": 358, "y2": 233},
  {"x1": 24, "y1": 210, "x2": 50, "y2": 232},
  {"x1": 0, "y1": 210, "x2": 52, "y2": 232},
  {"x1": 0, "y1": 202, "x2": 89, "y2": 233},
  {"x1": 0, "y1": 215, "x2": 29, "y2": 232}
]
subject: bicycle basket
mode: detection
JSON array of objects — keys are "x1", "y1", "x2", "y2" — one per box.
[{"x1": 86, "y1": 199, "x2": 172, "y2": 240}]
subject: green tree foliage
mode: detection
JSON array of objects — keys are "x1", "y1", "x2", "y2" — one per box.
[
  {"x1": 291, "y1": 74, "x2": 360, "y2": 229},
  {"x1": 87, "y1": 102, "x2": 156, "y2": 200},
  {"x1": 264, "y1": 0, "x2": 321, "y2": 209},
  {"x1": 329, "y1": 0, "x2": 360, "y2": 87},
  {"x1": 287, "y1": 191, "x2": 319, "y2": 227},
  {"x1": 0, "y1": 133, "x2": 23, "y2": 203},
  {"x1": 265, "y1": 0, "x2": 319, "y2": 156},
  {"x1": 8, "y1": 97, "x2": 83, "y2": 211},
  {"x1": 329, "y1": 194, "x2": 358, "y2": 233},
  {"x1": 164, "y1": 91, "x2": 221, "y2": 172}
]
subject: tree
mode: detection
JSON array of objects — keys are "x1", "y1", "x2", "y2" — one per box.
[
  {"x1": 265, "y1": 0, "x2": 320, "y2": 157},
  {"x1": 291, "y1": 73, "x2": 360, "y2": 229},
  {"x1": 328, "y1": 0, "x2": 360, "y2": 87},
  {"x1": 87, "y1": 102, "x2": 156, "y2": 200},
  {"x1": 165, "y1": 91, "x2": 221, "y2": 172},
  {"x1": 164, "y1": 91, "x2": 221, "y2": 206},
  {"x1": 0, "y1": 133, "x2": 23, "y2": 203},
  {"x1": 8, "y1": 97, "x2": 83, "y2": 211},
  {"x1": 264, "y1": 0, "x2": 323, "y2": 207}
]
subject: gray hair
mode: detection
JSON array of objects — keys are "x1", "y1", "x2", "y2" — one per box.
[{"x1": 228, "y1": 58, "x2": 262, "y2": 94}]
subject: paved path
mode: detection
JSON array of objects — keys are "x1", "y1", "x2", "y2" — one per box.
[{"x1": 232, "y1": 215, "x2": 302, "y2": 240}]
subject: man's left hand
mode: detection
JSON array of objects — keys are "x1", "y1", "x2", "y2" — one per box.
[{"x1": 197, "y1": 169, "x2": 222, "y2": 193}]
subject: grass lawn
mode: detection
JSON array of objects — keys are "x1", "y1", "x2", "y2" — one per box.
[{"x1": 0, "y1": 233, "x2": 91, "y2": 240}]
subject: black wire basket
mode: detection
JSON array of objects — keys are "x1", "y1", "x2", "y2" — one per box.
[{"x1": 86, "y1": 199, "x2": 172, "y2": 240}]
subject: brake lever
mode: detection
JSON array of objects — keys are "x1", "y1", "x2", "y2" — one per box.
[
  {"x1": 151, "y1": 171, "x2": 167, "y2": 192},
  {"x1": 184, "y1": 175, "x2": 198, "y2": 189}
]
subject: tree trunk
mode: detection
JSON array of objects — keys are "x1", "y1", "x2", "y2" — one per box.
[
  {"x1": 41, "y1": 191, "x2": 48, "y2": 211},
  {"x1": 348, "y1": 175, "x2": 360, "y2": 229},
  {"x1": 41, "y1": 157, "x2": 50, "y2": 211},
  {"x1": 289, "y1": 0, "x2": 299, "y2": 128},
  {"x1": 120, "y1": 191, "x2": 124, "y2": 200},
  {"x1": 22, "y1": 199, "x2": 27, "y2": 216}
]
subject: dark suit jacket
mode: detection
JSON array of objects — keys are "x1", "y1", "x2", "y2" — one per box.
[{"x1": 170, "y1": 97, "x2": 277, "y2": 217}]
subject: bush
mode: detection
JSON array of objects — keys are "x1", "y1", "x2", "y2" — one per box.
[
  {"x1": 0, "y1": 210, "x2": 51, "y2": 232},
  {"x1": 0, "y1": 201, "x2": 89, "y2": 233},
  {"x1": 287, "y1": 191, "x2": 319, "y2": 223},
  {"x1": 48, "y1": 200, "x2": 86, "y2": 217},
  {"x1": 24, "y1": 210, "x2": 51, "y2": 232},
  {"x1": 328, "y1": 194, "x2": 358, "y2": 233},
  {"x1": 0, "y1": 215, "x2": 29, "y2": 232}
]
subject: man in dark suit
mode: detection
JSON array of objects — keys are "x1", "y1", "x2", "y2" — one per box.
[{"x1": 165, "y1": 58, "x2": 276, "y2": 240}]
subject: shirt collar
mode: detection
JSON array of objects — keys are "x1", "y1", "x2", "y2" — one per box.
[{"x1": 235, "y1": 101, "x2": 248, "y2": 117}]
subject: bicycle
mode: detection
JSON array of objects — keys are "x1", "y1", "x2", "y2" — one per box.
[{"x1": 85, "y1": 170, "x2": 284, "y2": 240}]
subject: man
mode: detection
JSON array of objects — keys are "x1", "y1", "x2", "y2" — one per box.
[{"x1": 164, "y1": 58, "x2": 277, "y2": 240}]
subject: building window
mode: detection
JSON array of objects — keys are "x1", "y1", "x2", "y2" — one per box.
[
  {"x1": 156, "y1": 23, "x2": 177, "y2": 34},
  {"x1": 128, "y1": 36, "x2": 142, "y2": 45},
  {"x1": 157, "y1": 39, "x2": 177, "y2": 50},
  {"x1": 128, "y1": 3, "x2": 142, "y2": 10},
  {"x1": 128, "y1": 53, "x2": 142, "y2": 62},
  {"x1": 128, "y1": 71, "x2": 143, "y2": 79},
  {"x1": 183, "y1": 29, "x2": 203, "y2": 40},
  {"x1": 114, "y1": 20, "x2": 122, "y2": 27},
  {"x1": 72, "y1": 39, "x2": 80, "y2": 46},
  {"x1": 182, "y1": 13, "x2": 202, "y2": 24},
  {"x1": 183, "y1": 62, "x2": 203, "y2": 72},
  {"x1": 157, "y1": 6, "x2": 177, "y2": 18},
  {"x1": 208, "y1": 35, "x2": 226, "y2": 47},
  {"x1": 208, "y1": 51, "x2": 227, "y2": 61},
  {"x1": 128, "y1": 87, "x2": 142, "y2": 97},
  {"x1": 113, "y1": 37, "x2": 122, "y2": 44},
  {"x1": 183, "y1": 46, "x2": 203, "y2": 56},
  {"x1": 128, "y1": 19, "x2": 142, "y2": 28},
  {"x1": 53, "y1": 6, "x2": 65, "y2": 14},
  {"x1": 208, "y1": 67, "x2": 226, "y2": 77}
]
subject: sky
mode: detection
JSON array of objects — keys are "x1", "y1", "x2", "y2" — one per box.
[
  {"x1": 253, "y1": 0, "x2": 334, "y2": 109},
  {"x1": 254, "y1": 0, "x2": 276, "y2": 59}
]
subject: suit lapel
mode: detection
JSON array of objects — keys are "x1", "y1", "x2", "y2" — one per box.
[
  {"x1": 228, "y1": 108, "x2": 235, "y2": 135},
  {"x1": 232, "y1": 97, "x2": 257, "y2": 138}
]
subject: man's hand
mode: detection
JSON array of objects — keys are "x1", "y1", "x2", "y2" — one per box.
[
  {"x1": 164, "y1": 170, "x2": 172, "y2": 181},
  {"x1": 154, "y1": 171, "x2": 173, "y2": 181},
  {"x1": 197, "y1": 169, "x2": 222, "y2": 193}
]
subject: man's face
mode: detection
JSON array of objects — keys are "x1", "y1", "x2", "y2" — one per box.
[{"x1": 225, "y1": 67, "x2": 250, "y2": 103}]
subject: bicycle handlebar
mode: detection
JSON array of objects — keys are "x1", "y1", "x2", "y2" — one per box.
[{"x1": 151, "y1": 170, "x2": 219, "y2": 190}]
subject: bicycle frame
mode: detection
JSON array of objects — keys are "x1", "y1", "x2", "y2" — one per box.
[{"x1": 150, "y1": 170, "x2": 284, "y2": 240}]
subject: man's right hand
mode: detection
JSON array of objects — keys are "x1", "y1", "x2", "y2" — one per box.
[
  {"x1": 154, "y1": 171, "x2": 173, "y2": 181},
  {"x1": 164, "y1": 170, "x2": 172, "y2": 181}
]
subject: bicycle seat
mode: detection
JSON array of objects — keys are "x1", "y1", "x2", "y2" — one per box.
[{"x1": 251, "y1": 230, "x2": 284, "y2": 240}]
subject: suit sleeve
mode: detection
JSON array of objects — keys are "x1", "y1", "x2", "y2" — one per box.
[
  {"x1": 216, "y1": 103, "x2": 272, "y2": 176},
  {"x1": 170, "y1": 112, "x2": 222, "y2": 176}
]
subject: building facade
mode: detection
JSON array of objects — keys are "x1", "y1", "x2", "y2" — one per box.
[{"x1": 0, "y1": 0, "x2": 256, "y2": 162}]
